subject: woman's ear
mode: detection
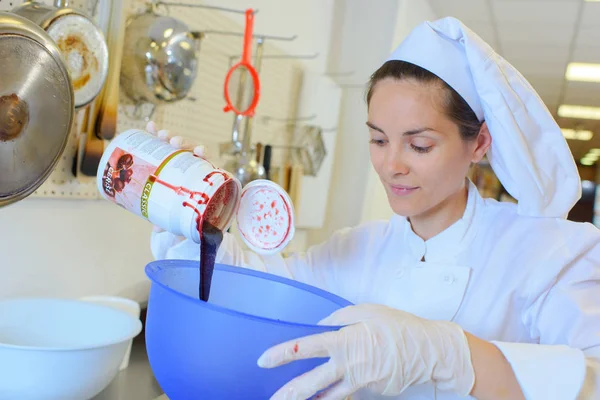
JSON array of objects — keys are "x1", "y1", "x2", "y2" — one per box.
[{"x1": 471, "y1": 121, "x2": 491, "y2": 163}]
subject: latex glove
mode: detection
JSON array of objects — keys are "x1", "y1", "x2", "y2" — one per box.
[
  {"x1": 145, "y1": 121, "x2": 206, "y2": 233},
  {"x1": 258, "y1": 304, "x2": 475, "y2": 400},
  {"x1": 145, "y1": 120, "x2": 206, "y2": 157}
]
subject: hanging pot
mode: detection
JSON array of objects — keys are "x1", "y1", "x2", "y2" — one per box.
[
  {"x1": 0, "y1": 12, "x2": 74, "y2": 207},
  {"x1": 12, "y1": 1, "x2": 109, "y2": 110},
  {"x1": 120, "y1": 3, "x2": 203, "y2": 110}
]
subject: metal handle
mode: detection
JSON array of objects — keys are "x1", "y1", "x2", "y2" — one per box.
[
  {"x1": 154, "y1": 1, "x2": 258, "y2": 15},
  {"x1": 260, "y1": 114, "x2": 317, "y2": 124},
  {"x1": 54, "y1": 0, "x2": 70, "y2": 7},
  {"x1": 270, "y1": 144, "x2": 305, "y2": 150},
  {"x1": 203, "y1": 30, "x2": 297, "y2": 42},
  {"x1": 231, "y1": 114, "x2": 244, "y2": 145},
  {"x1": 240, "y1": 38, "x2": 265, "y2": 157},
  {"x1": 229, "y1": 53, "x2": 318, "y2": 62}
]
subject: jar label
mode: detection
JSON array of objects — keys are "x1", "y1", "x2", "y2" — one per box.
[
  {"x1": 97, "y1": 129, "x2": 243, "y2": 242},
  {"x1": 99, "y1": 130, "x2": 193, "y2": 219},
  {"x1": 100, "y1": 145, "x2": 185, "y2": 219}
]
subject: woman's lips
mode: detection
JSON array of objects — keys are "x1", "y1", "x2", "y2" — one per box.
[{"x1": 390, "y1": 184, "x2": 419, "y2": 196}]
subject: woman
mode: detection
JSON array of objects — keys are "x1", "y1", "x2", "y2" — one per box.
[{"x1": 151, "y1": 17, "x2": 600, "y2": 400}]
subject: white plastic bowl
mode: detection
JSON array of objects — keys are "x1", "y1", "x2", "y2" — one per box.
[
  {"x1": 79, "y1": 295, "x2": 142, "y2": 370},
  {"x1": 0, "y1": 297, "x2": 142, "y2": 400}
]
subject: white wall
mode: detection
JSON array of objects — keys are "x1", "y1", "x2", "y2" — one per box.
[
  {"x1": 0, "y1": 0, "x2": 336, "y2": 301},
  {"x1": 308, "y1": 0, "x2": 440, "y2": 246},
  {"x1": 212, "y1": 0, "x2": 336, "y2": 74},
  {"x1": 0, "y1": 199, "x2": 154, "y2": 301},
  {"x1": 360, "y1": 0, "x2": 439, "y2": 224},
  {"x1": 392, "y1": 0, "x2": 439, "y2": 49},
  {"x1": 306, "y1": 0, "x2": 400, "y2": 246}
]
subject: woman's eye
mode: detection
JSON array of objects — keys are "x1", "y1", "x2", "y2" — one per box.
[
  {"x1": 410, "y1": 144, "x2": 432, "y2": 153},
  {"x1": 369, "y1": 138, "x2": 387, "y2": 146}
]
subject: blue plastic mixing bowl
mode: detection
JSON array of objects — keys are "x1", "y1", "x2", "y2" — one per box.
[{"x1": 145, "y1": 260, "x2": 353, "y2": 399}]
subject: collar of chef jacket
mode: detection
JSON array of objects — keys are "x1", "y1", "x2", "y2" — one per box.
[{"x1": 392, "y1": 179, "x2": 483, "y2": 264}]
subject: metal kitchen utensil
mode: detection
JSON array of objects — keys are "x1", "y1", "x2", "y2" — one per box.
[
  {"x1": 269, "y1": 125, "x2": 327, "y2": 177},
  {"x1": 294, "y1": 125, "x2": 326, "y2": 176},
  {"x1": 120, "y1": 3, "x2": 203, "y2": 106},
  {"x1": 12, "y1": 1, "x2": 109, "y2": 110},
  {"x1": 0, "y1": 12, "x2": 74, "y2": 207},
  {"x1": 222, "y1": 117, "x2": 266, "y2": 187},
  {"x1": 263, "y1": 144, "x2": 272, "y2": 180}
]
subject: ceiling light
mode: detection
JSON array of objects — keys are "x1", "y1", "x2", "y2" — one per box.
[
  {"x1": 566, "y1": 63, "x2": 600, "y2": 82},
  {"x1": 561, "y1": 128, "x2": 594, "y2": 141},
  {"x1": 590, "y1": 148, "x2": 600, "y2": 155},
  {"x1": 585, "y1": 0, "x2": 600, "y2": 2},
  {"x1": 580, "y1": 153, "x2": 598, "y2": 165},
  {"x1": 581, "y1": 158, "x2": 596, "y2": 166},
  {"x1": 558, "y1": 105, "x2": 600, "y2": 121}
]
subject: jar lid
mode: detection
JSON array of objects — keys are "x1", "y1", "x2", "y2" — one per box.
[{"x1": 236, "y1": 179, "x2": 295, "y2": 255}]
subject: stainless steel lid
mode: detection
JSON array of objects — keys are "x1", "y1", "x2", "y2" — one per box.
[{"x1": 0, "y1": 12, "x2": 74, "y2": 207}]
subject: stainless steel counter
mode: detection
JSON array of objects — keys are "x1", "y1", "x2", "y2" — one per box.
[{"x1": 93, "y1": 335, "x2": 165, "y2": 400}]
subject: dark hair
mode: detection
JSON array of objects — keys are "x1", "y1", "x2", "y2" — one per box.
[{"x1": 366, "y1": 60, "x2": 482, "y2": 141}]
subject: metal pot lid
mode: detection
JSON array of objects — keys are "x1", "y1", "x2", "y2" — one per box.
[
  {"x1": 46, "y1": 13, "x2": 109, "y2": 109},
  {"x1": 0, "y1": 12, "x2": 74, "y2": 206}
]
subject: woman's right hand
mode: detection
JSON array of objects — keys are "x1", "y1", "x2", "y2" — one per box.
[{"x1": 146, "y1": 121, "x2": 206, "y2": 234}]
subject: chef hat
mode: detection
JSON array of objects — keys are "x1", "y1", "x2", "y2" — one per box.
[{"x1": 387, "y1": 17, "x2": 581, "y2": 219}]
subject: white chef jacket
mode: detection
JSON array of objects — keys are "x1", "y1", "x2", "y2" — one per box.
[{"x1": 151, "y1": 180, "x2": 600, "y2": 399}]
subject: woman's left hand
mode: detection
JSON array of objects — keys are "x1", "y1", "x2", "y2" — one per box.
[{"x1": 258, "y1": 303, "x2": 475, "y2": 400}]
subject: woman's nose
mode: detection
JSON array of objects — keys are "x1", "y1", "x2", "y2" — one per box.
[{"x1": 385, "y1": 149, "x2": 409, "y2": 175}]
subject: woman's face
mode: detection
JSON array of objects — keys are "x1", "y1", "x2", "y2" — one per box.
[{"x1": 367, "y1": 77, "x2": 489, "y2": 219}]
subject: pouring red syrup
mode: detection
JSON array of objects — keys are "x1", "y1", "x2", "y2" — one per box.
[{"x1": 150, "y1": 174, "x2": 229, "y2": 302}]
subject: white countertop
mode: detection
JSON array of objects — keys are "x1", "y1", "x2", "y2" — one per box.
[{"x1": 92, "y1": 335, "x2": 164, "y2": 400}]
